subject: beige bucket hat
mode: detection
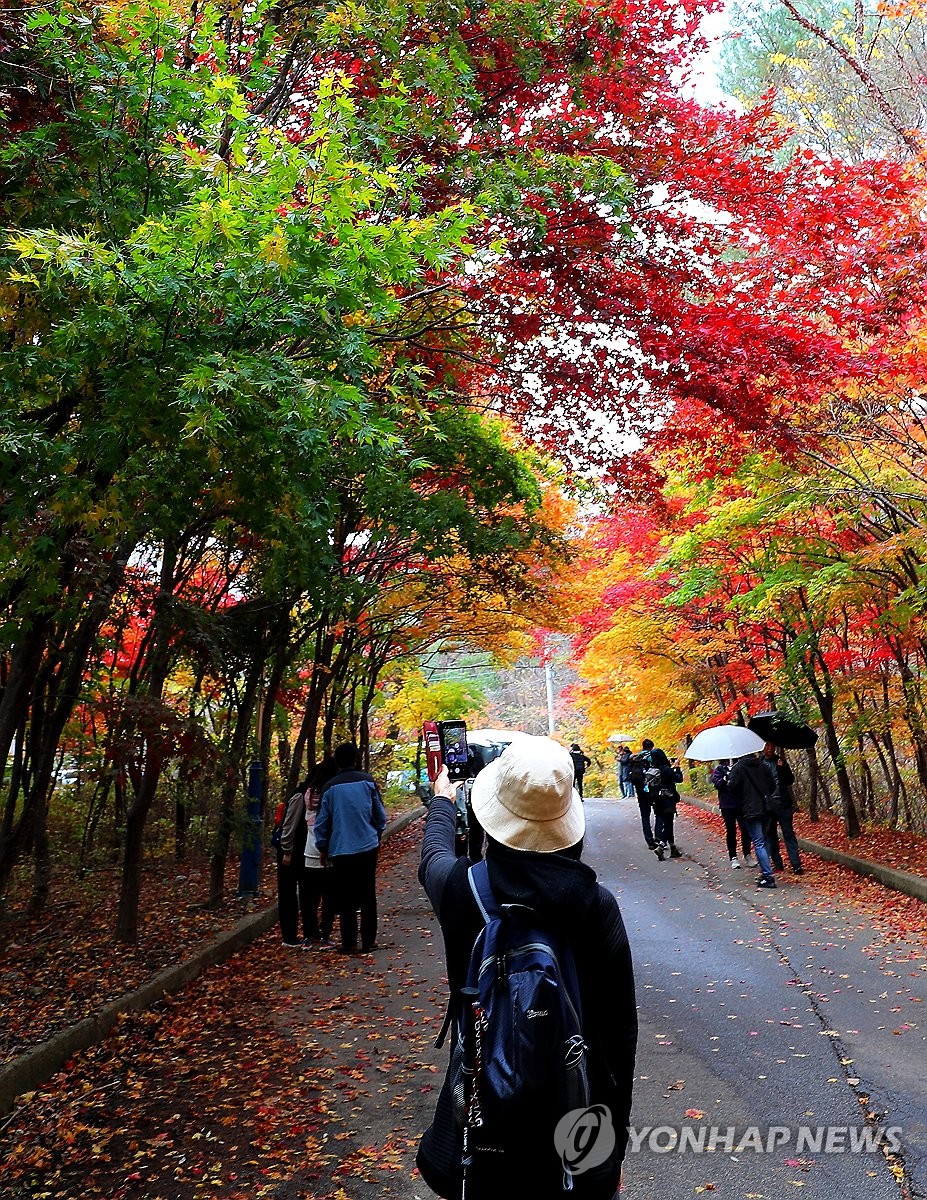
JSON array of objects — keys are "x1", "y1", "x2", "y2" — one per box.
[{"x1": 470, "y1": 735, "x2": 585, "y2": 852}]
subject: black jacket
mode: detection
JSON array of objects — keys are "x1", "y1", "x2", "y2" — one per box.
[
  {"x1": 728, "y1": 755, "x2": 776, "y2": 820},
  {"x1": 417, "y1": 797, "x2": 637, "y2": 1200}
]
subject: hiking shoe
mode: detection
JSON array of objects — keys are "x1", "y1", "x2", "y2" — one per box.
[
  {"x1": 669, "y1": 845, "x2": 682, "y2": 858},
  {"x1": 730, "y1": 857, "x2": 741, "y2": 869},
  {"x1": 756, "y1": 878, "x2": 777, "y2": 889},
  {"x1": 654, "y1": 843, "x2": 666, "y2": 861}
]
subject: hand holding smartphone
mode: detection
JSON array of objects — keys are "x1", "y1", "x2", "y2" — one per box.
[{"x1": 422, "y1": 719, "x2": 471, "y2": 782}]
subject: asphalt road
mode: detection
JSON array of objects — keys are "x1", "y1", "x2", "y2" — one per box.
[
  {"x1": 282, "y1": 800, "x2": 926, "y2": 1200},
  {"x1": 588, "y1": 796, "x2": 927, "y2": 1200}
]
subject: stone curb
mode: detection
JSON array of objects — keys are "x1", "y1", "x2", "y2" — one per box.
[
  {"x1": 0, "y1": 806, "x2": 426, "y2": 1116},
  {"x1": 680, "y1": 795, "x2": 927, "y2": 903}
]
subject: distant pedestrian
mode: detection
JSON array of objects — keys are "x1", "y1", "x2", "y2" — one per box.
[
  {"x1": 649, "y1": 749, "x2": 684, "y2": 860},
  {"x1": 417, "y1": 736, "x2": 637, "y2": 1199},
  {"x1": 570, "y1": 742, "x2": 592, "y2": 798},
  {"x1": 314, "y1": 742, "x2": 387, "y2": 955},
  {"x1": 301, "y1": 756, "x2": 339, "y2": 948},
  {"x1": 711, "y1": 759, "x2": 753, "y2": 870},
  {"x1": 761, "y1": 743, "x2": 803, "y2": 875},
  {"x1": 617, "y1": 744, "x2": 635, "y2": 798},
  {"x1": 629, "y1": 738, "x2": 682, "y2": 853},
  {"x1": 278, "y1": 777, "x2": 311, "y2": 947},
  {"x1": 727, "y1": 752, "x2": 778, "y2": 889}
]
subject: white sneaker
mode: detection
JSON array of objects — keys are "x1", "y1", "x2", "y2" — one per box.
[
  {"x1": 730, "y1": 857, "x2": 741, "y2": 869},
  {"x1": 742, "y1": 854, "x2": 755, "y2": 868}
]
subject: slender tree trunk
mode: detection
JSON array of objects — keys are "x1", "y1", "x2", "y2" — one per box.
[
  {"x1": 115, "y1": 771, "x2": 159, "y2": 944},
  {"x1": 208, "y1": 660, "x2": 262, "y2": 907},
  {"x1": 803, "y1": 746, "x2": 820, "y2": 821},
  {"x1": 114, "y1": 542, "x2": 178, "y2": 943}
]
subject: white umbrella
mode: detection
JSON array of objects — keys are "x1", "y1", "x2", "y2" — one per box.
[
  {"x1": 607, "y1": 732, "x2": 636, "y2": 743},
  {"x1": 685, "y1": 725, "x2": 766, "y2": 761}
]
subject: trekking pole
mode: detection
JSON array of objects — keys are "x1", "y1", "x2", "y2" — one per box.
[{"x1": 460, "y1": 988, "x2": 484, "y2": 1200}]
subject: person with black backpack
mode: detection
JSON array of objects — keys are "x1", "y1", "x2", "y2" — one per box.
[
  {"x1": 628, "y1": 738, "x2": 658, "y2": 849},
  {"x1": 417, "y1": 735, "x2": 637, "y2": 1200},
  {"x1": 648, "y1": 748, "x2": 684, "y2": 861}
]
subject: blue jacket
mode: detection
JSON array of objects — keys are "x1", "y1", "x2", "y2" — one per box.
[{"x1": 314, "y1": 768, "x2": 386, "y2": 858}]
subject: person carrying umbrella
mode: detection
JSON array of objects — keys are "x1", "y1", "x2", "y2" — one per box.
[{"x1": 710, "y1": 759, "x2": 753, "y2": 870}]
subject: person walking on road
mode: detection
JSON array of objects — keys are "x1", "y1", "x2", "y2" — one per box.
[
  {"x1": 649, "y1": 749, "x2": 684, "y2": 861},
  {"x1": 617, "y1": 744, "x2": 635, "y2": 798},
  {"x1": 314, "y1": 742, "x2": 387, "y2": 955},
  {"x1": 761, "y1": 743, "x2": 803, "y2": 875},
  {"x1": 630, "y1": 738, "x2": 658, "y2": 848},
  {"x1": 711, "y1": 759, "x2": 753, "y2": 870},
  {"x1": 417, "y1": 735, "x2": 637, "y2": 1200},
  {"x1": 570, "y1": 742, "x2": 592, "y2": 798},
  {"x1": 727, "y1": 751, "x2": 779, "y2": 889}
]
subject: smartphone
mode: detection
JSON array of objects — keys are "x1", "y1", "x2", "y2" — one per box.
[
  {"x1": 423, "y1": 721, "x2": 442, "y2": 783},
  {"x1": 438, "y1": 720, "x2": 470, "y2": 781}
]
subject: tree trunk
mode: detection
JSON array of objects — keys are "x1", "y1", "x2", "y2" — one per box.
[
  {"x1": 115, "y1": 778, "x2": 157, "y2": 944},
  {"x1": 208, "y1": 660, "x2": 262, "y2": 907},
  {"x1": 803, "y1": 746, "x2": 820, "y2": 821}
]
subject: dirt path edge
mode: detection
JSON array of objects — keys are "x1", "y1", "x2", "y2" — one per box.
[
  {"x1": 681, "y1": 794, "x2": 927, "y2": 902},
  {"x1": 0, "y1": 806, "x2": 426, "y2": 1115}
]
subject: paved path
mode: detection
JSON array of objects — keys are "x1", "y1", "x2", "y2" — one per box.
[
  {"x1": 278, "y1": 799, "x2": 925, "y2": 1198},
  {"x1": 590, "y1": 798, "x2": 926, "y2": 1199}
]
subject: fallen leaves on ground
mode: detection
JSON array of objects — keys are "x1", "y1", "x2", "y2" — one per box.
[{"x1": 0, "y1": 821, "x2": 438, "y2": 1200}]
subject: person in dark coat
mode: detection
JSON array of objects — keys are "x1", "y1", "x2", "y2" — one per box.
[
  {"x1": 570, "y1": 742, "x2": 592, "y2": 798},
  {"x1": 711, "y1": 759, "x2": 753, "y2": 869},
  {"x1": 617, "y1": 745, "x2": 634, "y2": 798},
  {"x1": 727, "y1": 752, "x2": 779, "y2": 888},
  {"x1": 417, "y1": 735, "x2": 637, "y2": 1200},
  {"x1": 648, "y1": 748, "x2": 684, "y2": 860},
  {"x1": 761, "y1": 743, "x2": 803, "y2": 874},
  {"x1": 631, "y1": 738, "x2": 658, "y2": 848}
]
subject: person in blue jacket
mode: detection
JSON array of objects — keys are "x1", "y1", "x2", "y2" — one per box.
[{"x1": 314, "y1": 742, "x2": 387, "y2": 955}]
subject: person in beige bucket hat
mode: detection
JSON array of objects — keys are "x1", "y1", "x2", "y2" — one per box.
[
  {"x1": 470, "y1": 735, "x2": 585, "y2": 852},
  {"x1": 416, "y1": 733, "x2": 637, "y2": 1199}
]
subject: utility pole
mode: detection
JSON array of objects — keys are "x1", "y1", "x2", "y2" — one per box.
[{"x1": 545, "y1": 661, "x2": 556, "y2": 736}]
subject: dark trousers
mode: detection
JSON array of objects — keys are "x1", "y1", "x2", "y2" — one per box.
[
  {"x1": 654, "y1": 806, "x2": 675, "y2": 845},
  {"x1": 635, "y1": 787, "x2": 655, "y2": 845},
  {"x1": 765, "y1": 809, "x2": 802, "y2": 870},
  {"x1": 277, "y1": 852, "x2": 311, "y2": 944},
  {"x1": 303, "y1": 866, "x2": 336, "y2": 940},
  {"x1": 332, "y1": 847, "x2": 379, "y2": 951},
  {"x1": 721, "y1": 809, "x2": 752, "y2": 859}
]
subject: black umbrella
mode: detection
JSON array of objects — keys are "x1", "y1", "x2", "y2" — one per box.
[{"x1": 747, "y1": 711, "x2": 819, "y2": 750}]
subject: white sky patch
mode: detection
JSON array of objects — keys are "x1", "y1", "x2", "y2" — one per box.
[{"x1": 682, "y1": 5, "x2": 743, "y2": 110}]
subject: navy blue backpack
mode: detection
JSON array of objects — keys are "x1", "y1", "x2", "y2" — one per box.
[{"x1": 448, "y1": 859, "x2": 591, "y2": 1192}]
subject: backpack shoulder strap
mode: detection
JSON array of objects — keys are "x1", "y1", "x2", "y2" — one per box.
[{"x1": 467, "y1": 859, "x2": 500, "y2": 923}]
